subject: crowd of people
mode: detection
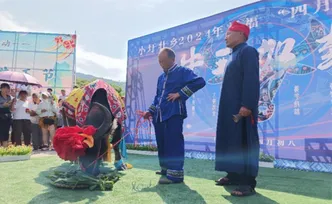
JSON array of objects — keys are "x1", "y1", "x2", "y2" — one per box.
[{"x1": 0, "y1": 83, "x2": 67, "y2": 151}]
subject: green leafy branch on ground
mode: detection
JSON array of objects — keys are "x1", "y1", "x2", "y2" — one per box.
[
  {"x1": 126, "y1": 144, "x2": 275, "y2": 162},
  {"x1": 47, "y1": 170, "x2": 122, "y2": 191},
  {"x1": 0, "y1": 145, "x2": 33, "y2": 156}
]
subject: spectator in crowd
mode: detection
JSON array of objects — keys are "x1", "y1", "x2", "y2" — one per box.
[
  {"x1": 29, "y1": 93, "x2": 42, "y2": 150},
  {"x1": 10, "y1": 124, "x2": 15, "y2": 145},
  {"x1": 10, "y1": 86, "x2": 16, "y2": 98},
  {"x1": 59, "y1": 89, "x2": 67, "y2": 101},
  {"x1": 47, "y1": 88, "x2": 58, "y2": 102},
  {"x1": 37, "y1": 92, "x2": 57, "y2": 151},
  {"x1": 9, "y1": 87, "x2": 16, "y2": 145},
  {"x1": 12, "y1": 90, "x2": 32, "y2": 146},
  {"x1": 56, "y1": 99, "x2": 64, "y2": 129},
  {"x1": 0, "y1": 83, "x2": 13, "y2": 147}
]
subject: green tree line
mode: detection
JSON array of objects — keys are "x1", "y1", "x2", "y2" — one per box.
[{"x1": 75, "y1": 78, "x2": 124, "y2": 96}]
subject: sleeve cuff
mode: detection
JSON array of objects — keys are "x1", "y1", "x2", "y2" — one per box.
[
  {"x1": 180, "y1": 86, "x2": 194, "y2": 100},
  {"x1": 148, "y1": 105, "x2": 157, "y2": 113},
  {"x1": 241, "y1": 103, "x2": 253, "y2": 111}
]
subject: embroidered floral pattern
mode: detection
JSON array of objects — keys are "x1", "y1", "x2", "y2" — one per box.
[{"x1": 167, "y1": 169, "x2": 184, "y2": 178}]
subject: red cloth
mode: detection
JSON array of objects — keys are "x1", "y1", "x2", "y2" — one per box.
[
  {"x1": 53, "y1": 126, "x2": 97, "y2": 161},
  {"x1": 63, "y1": 79, "x2": 125, "y2": 127},
  {"x1": 228, "y1": 21, "x2": 250, "y2": 38}
]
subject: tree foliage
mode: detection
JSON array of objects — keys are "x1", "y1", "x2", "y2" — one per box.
[{"x1": 75, "y1": 78, "x2": 124, "y2": 96}]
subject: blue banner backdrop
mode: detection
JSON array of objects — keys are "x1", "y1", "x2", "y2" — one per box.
[{"x1": 125, "y1": 0, "x2": 332, "y2": 173}]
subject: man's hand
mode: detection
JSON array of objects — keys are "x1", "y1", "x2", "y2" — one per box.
[
  {"x1": 143, "y1": 112, "x2": 152, "y2": 120},
  {"x1": 239, "y1": 106, "x2": 252, "y2": 117},
  {"x1": 137, "y1": 110, "x2": 152, "y2": 120},
  {"x1": 29, "y1": 110, "x2": 37, "y2": 116},
  {"x1": 3, "y1": 102, "x2": 10, "y2": 107},
  {"x1": 167, "y1": 93, "x2": 180, "y2": 102}
]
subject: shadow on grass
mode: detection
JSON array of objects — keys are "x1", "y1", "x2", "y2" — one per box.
[
  {"x1": 127, "y1": 154, "x2": 332, "y2": 201},
  {"x1": 222, "y1": 186, "x2": 278, "y2": 204},
  {"x1": 28, "y1": 162, "x2": 121, "y2": 204},
  {"x1": 137, "y1": 182, "x2": 206, "y2": 204}
]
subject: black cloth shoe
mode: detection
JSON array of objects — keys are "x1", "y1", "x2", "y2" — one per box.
[{"x1": 156, "y1": 169, "x2": 166, "y2": 175}]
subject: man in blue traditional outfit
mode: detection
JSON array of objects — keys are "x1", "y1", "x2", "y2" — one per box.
[
  {"x1": 143, "y1": 48, "x2": 206, "y2": 184},
  {"x1": 214, "y1": 21, "x2": 260, "y2": 196}
]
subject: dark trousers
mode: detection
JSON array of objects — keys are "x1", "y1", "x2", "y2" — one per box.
[
  {"x1": 226, "y1": 172, "x2": 257, "y2": 189},
  {"x1": 13, "y1": 119, "x2": 32, "y2": 146},
  {"x1": 0, "y1": 116, "x2": 11, "y2": 142},
  {"x1": 11, "y1": 125, "x2": 14, "y2": 143},
  {"x1": 153, "y1": 115, "x2": 184, "y2": 182},
  {"x1": 31, "y1": 123, "x2": 42, "y2": 149}
]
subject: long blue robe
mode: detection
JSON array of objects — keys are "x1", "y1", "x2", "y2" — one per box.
[{"x1": 215, "y1": 42, "x2": 260, "y2": 177}]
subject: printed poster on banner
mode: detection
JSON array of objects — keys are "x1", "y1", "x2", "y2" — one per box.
[{"x1": 126, "y1": 0, "x2": 332, "y2": 172}]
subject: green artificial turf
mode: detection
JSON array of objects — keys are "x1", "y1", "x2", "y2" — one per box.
[{"x1": 0, "y1": 154, "x2": 331, "y2": 204}]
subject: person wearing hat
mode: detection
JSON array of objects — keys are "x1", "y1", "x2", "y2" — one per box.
[
  {"x1": 36, "y1": 92, "x2": 58, "y2": 151},
  {"x1": 29, "y1": 93, "x2": 43, "y2": 150},
  {"x1": 215, "y1": 21, "x2": 260, "y2": 196}
]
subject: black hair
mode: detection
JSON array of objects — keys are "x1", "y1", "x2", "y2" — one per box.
[
  {"x1": 32, "y1": 93, "x2": 39, "y2": 97},
  {"x1": 47, "y1": 88, "x2": 52, "y2": 91},
  {"x1": 19, "y1": 90, "x2": 28, "y2": 95},
  {"x1": 0, "y1": 83, "x2": 10, "y2": 89}
]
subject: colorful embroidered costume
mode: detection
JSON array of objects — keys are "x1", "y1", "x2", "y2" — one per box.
[
  {"x1": 49, "y1": 79, "x2": 129, "y2": 191},
  {"x1": 148, "y1": 64, "x2": 206, "y2": 182},
  {"x1": 63, "y1": 80, "x2": 125, "y2": 127},
  {"x1": 62, "y1": 79, "x2": 127, "y2": 162}
]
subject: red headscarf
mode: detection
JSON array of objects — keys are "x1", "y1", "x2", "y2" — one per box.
[{"x1": 228, "y1": 21, "x2": 250, "y2": 39}]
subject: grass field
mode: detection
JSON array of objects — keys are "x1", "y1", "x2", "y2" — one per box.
[{"x1": 0, "y1": 154, "x2": 331, "y2": 204}]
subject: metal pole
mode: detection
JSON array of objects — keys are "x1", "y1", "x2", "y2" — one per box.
[{"x1": 72, "y1": 30, "x2": 77, "y2": 90}]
